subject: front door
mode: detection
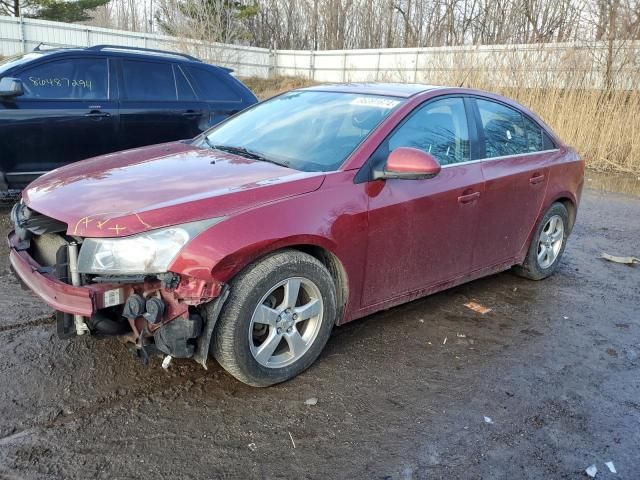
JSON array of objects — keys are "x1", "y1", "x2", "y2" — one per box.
[
  {"x1": 362, "y1": 97, "x2": 484, "y2": 307},
  {"x1": 0, "y1": 56, "x2": 117, "y2": 188}
]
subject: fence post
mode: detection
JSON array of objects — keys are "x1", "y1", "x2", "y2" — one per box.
[
  {"x1": 309, "y1": 50, "x2": 315, "y2": 80},
  {"x1": 375, "y1": 51, "x2": 381, "y2": 81},
  {"x1": 268, "y1": 48, "x2": 276, "y2": 79},
  {"x1": 342, "y1": 52, "x2": 347, "y2": 82},
  {"x1": 414, "y1": 48, "x2": 420, "y2": 83},
  {"x1": 19, "y1": 16, "x2": 26, "y2": 53},
  {"x1": 85, "y1": 28, "x2": 91, "y2": 47}
]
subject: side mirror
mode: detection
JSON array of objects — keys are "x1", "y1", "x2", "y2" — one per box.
[
  {"x1": 374, "y1": 147, "x2": 441, "y2": 180},
  {"x1": 0, "y1": 77, "x2": 24, "y2": 98}
]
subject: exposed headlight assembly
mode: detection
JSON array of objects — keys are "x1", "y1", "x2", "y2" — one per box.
[{"x1": 77, "y1": 218, "x2": 224, "y2": 275}]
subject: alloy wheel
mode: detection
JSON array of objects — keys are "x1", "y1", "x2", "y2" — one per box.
[
  {"x1": 249, "y1": 277, "x2": 324, "y2": 368},
  {"x1": 537, "y1": 214, "x2": 564, "y2": 269}
]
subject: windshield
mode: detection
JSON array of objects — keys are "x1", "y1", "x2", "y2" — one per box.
[
  {"x1": 198, "y1": 91, "x2": 403, "y2": 172},
  {"x1": 0, "y1": 53, "x2": 44, "y2": 75}
]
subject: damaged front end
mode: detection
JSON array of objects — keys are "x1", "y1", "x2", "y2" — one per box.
[{"x1": 8, "y1": 202, "x2": 228, "y2": 367}]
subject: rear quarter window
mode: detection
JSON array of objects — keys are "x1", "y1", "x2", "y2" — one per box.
[{"x1": 184, "y1": 66, "x2": 241, "y2": 102}]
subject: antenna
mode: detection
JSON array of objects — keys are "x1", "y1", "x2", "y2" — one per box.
[{"x1": 458, "y1": 68, "x2": 473, "y2": 88}]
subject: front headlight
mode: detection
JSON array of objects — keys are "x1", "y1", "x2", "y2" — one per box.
[{"x1": 77, "y1": 218, "x2": 223, "y2": 275}]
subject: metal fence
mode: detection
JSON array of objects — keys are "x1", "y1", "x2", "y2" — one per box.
[{"x1": 1, "y1": 15, "x2": 639, "y2": 88}]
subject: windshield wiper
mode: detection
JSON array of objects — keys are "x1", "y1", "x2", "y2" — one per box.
[{"x1": 210, "y1": 144, "x2": 289, "y2": 168}]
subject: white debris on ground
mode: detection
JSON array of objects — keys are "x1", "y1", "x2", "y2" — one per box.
[
  {"x1": 585, "y1": 464, "x2": 597, "y2": 477},
  {"x1": 304, "y1": 397, "x2": 318, "y2": 406},
  {"x1": 483, "y1": 416, "x2": 494, "y2": 424},
  {"x1": 288, "y1": 431, "x2": 296, "y2": 448},
  {"x1": 600, "y1": 252, "x2": 640, "y2": 265},
  {"x1": 605, "y1": 461, "x2": 617, "y2": 473},
  {"x1": 443, "y1": 337, "x2": 448, "y2": 345},
  {"x1": 248, "y1": 443, "x2": 257, "y2": 452},
  {"x1": 161, "y1": 355, "x2": 172, "y2": 370}
]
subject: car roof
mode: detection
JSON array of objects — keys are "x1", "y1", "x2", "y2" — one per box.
[
  {"x1": 298, "y1": 83, "x2": 441, "y2": 98},
  {"x1": 9, "y1": 45, "x2": 233, "y2": 71}
]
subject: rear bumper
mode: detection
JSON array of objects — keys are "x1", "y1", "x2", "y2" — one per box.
[{"x1": 8, "y1": 231, "x2": 95, "y2": 316}]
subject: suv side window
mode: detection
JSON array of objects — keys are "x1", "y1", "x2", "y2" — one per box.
[
  {"x1": 388, "y1": 97, "x2": 470, "y2": 166},
  {"x1": 17, "y1": 58, "x2": 108, "y2": 100},
  {"x1": 477, "y1": 99, "x2": 531, "y2": 158},
  {"x1": 184, "y1": 66, "x2": 240, "y2": 101},
  {"x1": 122, "y1": 59, "x2": 176, "y2": 101}
]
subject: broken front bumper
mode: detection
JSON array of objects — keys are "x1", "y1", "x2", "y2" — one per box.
[
  {"x1": 8, "y1": 230, "x2": 227, "y2": 365},
  {"x1": 9, "y1": 231, "x2": 95, "y2": 316}
]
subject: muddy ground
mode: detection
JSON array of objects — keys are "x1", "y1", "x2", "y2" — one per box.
[{"x1": 0, "y1": 175, "x2": 639, "y2": 480}]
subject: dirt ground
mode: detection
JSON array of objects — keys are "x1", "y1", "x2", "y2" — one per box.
[{"x1": 0, "y1": 174, "x2": 638, "y2": 480}]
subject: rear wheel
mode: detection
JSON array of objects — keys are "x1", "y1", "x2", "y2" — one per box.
[
  {"x1": 514, "y1": 202, "x2": 569, "y2": 280},
  {"x1": 210, "y1": 250, "x2": 337, "y2": 387}
]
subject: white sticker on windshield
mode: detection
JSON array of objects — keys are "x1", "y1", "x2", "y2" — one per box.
[{"x1": 350, "y1": 97, "x2": 400, "y2": 109}]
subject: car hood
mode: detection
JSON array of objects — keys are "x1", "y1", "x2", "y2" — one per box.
[{"x1": 23, "y1": 142, "x2": 325, "y2": 238}]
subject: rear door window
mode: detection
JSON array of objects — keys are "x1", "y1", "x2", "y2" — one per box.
[
  {"x1": 122, "y1": 59, "x2": 176, "y2": 101},
  {"x1": 17, "y1": 58, "x2": 108, "y2": 100},
  {"x1": 184, "y1": 66, "x2": 240, "y2": 101},
  {"x1": 477, "y1": 99, "x2": 529, "y2": 158},
  {"x1": 175, "y1": 66, "x2": 198, "y2": 101}
]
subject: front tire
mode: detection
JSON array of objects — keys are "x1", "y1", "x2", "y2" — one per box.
[
  {"x1": 514, "y1": 202, "x2": 569, "y2": 280},
  {"x1": 210, "y1": 250, "x2": 337, "y2": 387}
]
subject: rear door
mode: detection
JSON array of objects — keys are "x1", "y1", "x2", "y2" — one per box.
[
  {"x1": 117, "y1": 58, "x2": 207, "y2": 150},
  {"x1": 182, "y1": 65, "x2": 245, "y2": 127},
  {"x1": 471, "y1": 98, "x2": 556, "y2": 268},
  {"x1": 0, "y1": 56, "x2": 116, "y2": 188}
]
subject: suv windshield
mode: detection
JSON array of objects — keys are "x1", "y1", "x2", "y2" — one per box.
[
  {"x1": 199, "y1": 91, "x2": 403, "y2": 172},
  {"x1": 0, "y1": 52, "x2": 44, "y2": 74}
]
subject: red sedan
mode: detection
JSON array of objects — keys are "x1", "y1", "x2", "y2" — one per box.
[{"x1": 8, "y1": 84, "x2": 584, "y2": 386}]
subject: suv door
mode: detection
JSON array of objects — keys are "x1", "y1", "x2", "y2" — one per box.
[
  {"x1": 182, "y1": 65, "x2": 244, "y2": 126},
  {"x1": 471, "y1": 98, "x2": 556, "y2": 267},
  {"x1": 117, "y1": 59, "x2": 207, "y2": 150},
  {"x1": 0, "y1": 56, "x2": 116, "y2": 188},
  {"x1": 362, "y1": 97, "x2": 484, "y2": 306}
]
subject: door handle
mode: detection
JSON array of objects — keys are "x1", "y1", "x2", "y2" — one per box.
[
  {"x1": 457, "y1": 191, "x2": 481, "y2": 204},
  {"x1": 182, "y1": 110, "x2": 203, "y2": 118},
  {"x1": 529, "y1": 173, "x2": 545, "y2": 185},
  {"x1": 85, "y1": 110, "x2": 110, "y2": 119}
]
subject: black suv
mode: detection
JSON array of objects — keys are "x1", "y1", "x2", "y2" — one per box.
[{"x1": 0, "y1": 45, "x2": 258, "y2": 194}]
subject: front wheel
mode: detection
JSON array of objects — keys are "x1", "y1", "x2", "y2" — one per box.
[
  {"x1": 209, "y1": 250, "x2": 337, "y2": 387},
  {"x1": 514, "y1": 202, "x2": 569, "y2": 280}
]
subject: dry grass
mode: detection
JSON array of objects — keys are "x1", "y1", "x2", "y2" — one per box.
[
  {"x1": 488, "y1": 86, "x2": 640, "y2": 175},
  {"x1": 241, "y1": 70, "x2": 640, "y2": 175}
]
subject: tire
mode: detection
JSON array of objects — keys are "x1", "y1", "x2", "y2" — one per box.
[
  {"x1": 209, "y1": 249, "x2": 337, "y2": 387},
  {"x1": 514, "y1": 202, "x2": 569, "y2": 280}
]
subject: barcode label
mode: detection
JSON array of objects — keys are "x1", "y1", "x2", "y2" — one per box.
[{"x1": 103, "y1": 288, "x2": 123, "y2": 308}]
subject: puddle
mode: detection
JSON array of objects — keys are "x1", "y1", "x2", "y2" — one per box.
[{"x1": 585, "y1": 170, "x2": 640, "y2": 197}]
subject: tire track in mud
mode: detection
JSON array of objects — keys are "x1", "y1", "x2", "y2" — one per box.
[
  {"x1": 0, "y1": 315, "x2": 55, "y2": 334},
  {"x1": 0, "y1": 366, "x2": 213, "y2": 447}
]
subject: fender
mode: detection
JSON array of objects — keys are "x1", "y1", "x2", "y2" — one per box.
[{"x1": 169, "y1": 171, "x2": 370, "y2": 320}]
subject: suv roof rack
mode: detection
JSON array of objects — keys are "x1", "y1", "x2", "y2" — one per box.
[{"x1": 86, "y1": 44, "x2": 202, "y2": 62}]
